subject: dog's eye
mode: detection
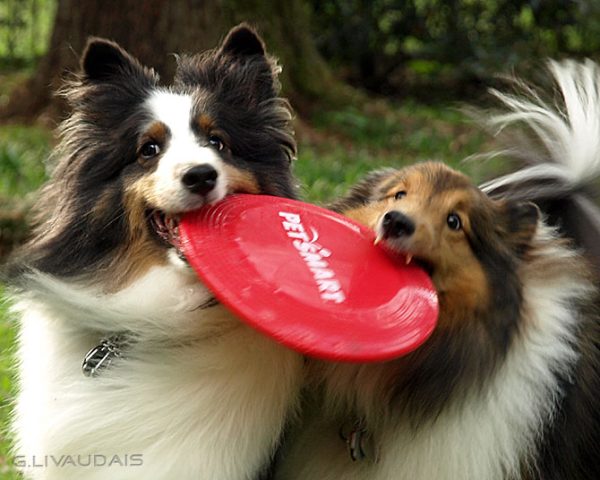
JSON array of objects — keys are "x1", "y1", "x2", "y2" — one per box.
[
  {"x1": 447, "y1": 213, "x2": 462, "y2": 231},
  {"x1": 140, "y1": 141, "x2": 160, "y2": 159},
  {"x1": 208, "y1": 135, "x2": 225, "y2": 152},
  {"x1": 394, "y1": 191, "x2": 407, "y2": 200}
]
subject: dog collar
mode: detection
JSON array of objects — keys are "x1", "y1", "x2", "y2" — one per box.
[
  {"x1": 339, "y1": 420, "x2": 377, "y2": 462},
  {"x1": 82, "y1": 334, "x2": 127, "y2": 377},
  {"x1": 81, "y1": 296, "x2": 220, "y2": 377}
]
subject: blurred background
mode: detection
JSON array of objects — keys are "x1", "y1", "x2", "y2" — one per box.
[{"x1": 1, "y1": 1, "x2": 599, "y2": 477}]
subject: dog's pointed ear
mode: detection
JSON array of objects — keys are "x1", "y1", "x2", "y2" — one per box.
[
  {"x1": 175, "y1": 24, "x2": 280, "y2": 105},
  {"x1": 219, "y1": 24, "x2": 266, "y2": 57},
  {"x1": 500, "y1": 200, "x2": 540, "y2": 257},
  {"x1": 328, "y1": 168, "x2": 400, "y2": 214},
  {"x1": 216, "y1": 24, "x2": 280, "y2": 102},
  {"x1": 81, "y1": 37, "x2": 158, "y2": 83}
]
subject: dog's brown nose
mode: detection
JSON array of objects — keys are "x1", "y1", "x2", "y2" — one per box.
[
  {"x1": 382, "y1": 211, "x2": 415, "y2": 238},
  {"x1": 182, "y1": 164, "x2": 218, "y2": 196}
]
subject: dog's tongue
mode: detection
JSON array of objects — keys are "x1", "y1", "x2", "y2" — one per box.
[{"x1": 178, "y1": 194, "x2": 438, "y2": 362}]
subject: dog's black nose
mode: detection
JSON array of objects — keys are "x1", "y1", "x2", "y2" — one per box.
[
  {"x1": 182, "y1": 165, "x2": 218, "y2": 196},
  {"x1": 382, "y1": 211, "x2": 415, "y2": 238}
]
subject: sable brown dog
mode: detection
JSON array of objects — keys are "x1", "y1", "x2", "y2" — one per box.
[{"x1": 276, "y1": 61, "x2": 600, "y2": 480}]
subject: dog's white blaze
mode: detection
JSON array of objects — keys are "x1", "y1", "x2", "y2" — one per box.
[{"x1": 145, "y1": 91, "x2": 227, "y2": 213}]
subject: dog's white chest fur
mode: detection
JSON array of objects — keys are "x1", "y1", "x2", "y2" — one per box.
[{"x1": 12, "y1": 264, "x2": 302, "y2": 480}]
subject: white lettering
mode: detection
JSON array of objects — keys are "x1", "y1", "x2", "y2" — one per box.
[
  {"x1": 279, "y1": 210, "x2": 346, "y2": 304},
  {"x1": 321, "y1": 290, "x2": 346, "y2": 303},
  {"x1": 279, "y1": 212, "x2": 301, "y2": 223}
]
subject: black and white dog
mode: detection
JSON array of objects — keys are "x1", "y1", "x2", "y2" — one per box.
[{"x1": 7, "y1": 25, "x2": 302, "y2": 480}]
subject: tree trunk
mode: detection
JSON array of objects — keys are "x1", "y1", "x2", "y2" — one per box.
[{"x1": 0, "y1": 0, "x2": 352, "y2": 123}]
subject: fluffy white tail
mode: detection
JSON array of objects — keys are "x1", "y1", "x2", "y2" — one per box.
[
  {"x1": 480, "y1": 59, "x2": 600, "y2": 273},
  {"x1": 481, "y1": 59, "x2": 600, "y2": 197}
]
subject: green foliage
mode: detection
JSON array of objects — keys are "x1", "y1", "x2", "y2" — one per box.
[
  {"x1": 0, "y1": 0, "x2": 57, "y2": 68},
  {"x1": 309, "y1": 0, "x2": 600, "y2": 95},
  {"x1": 0, "y1": 125, "x2": 50, "y2": 198}
]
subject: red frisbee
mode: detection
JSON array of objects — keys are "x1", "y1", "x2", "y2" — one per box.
[{"x1": 179, "y1": 194, "x2": 438, "y2": 362}]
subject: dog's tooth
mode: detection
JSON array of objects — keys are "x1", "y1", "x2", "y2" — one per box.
[
  {"x1": 405, "y1": 254, "x2": 413, "y2": 265},
  {"x1": 374, "y1": 234, "x2": 383, "y2": 245}
]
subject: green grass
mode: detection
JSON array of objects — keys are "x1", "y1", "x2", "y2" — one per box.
[
  {"x1": 0, "y1": 125, "x2": 51, "y2": 198},
  {"x1": 0, "y1": 99, "x2": 506, "y2": 478},
  {"x1": 295, "y1": 100, "x2": 507, "y2": 203},
  {"x1": 0, "y1": 121, "x2": 49, "y2": 479},
  {"x1": 0, "y1": 285, "x2": 19, "y2": 480}
]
